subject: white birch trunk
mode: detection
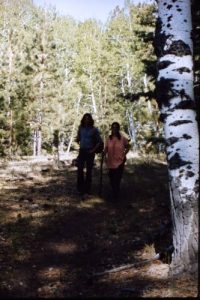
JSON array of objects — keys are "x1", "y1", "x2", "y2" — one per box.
[
  {"x1": 33, "y1": 129, "x2": 41, "y2": 157},
  {"x1": 33, "y1": 130, "x2": 37, "y2": 157},
  {"x1": 155, "y1": 0, "x2": 199, "y2": 276},
  {"x1": 126, "y1": 63, "x2": 132, "y2": 91},
  {"x1": 37, "y1": 128, "x2": 42, "y2": 157},
  {"x1": 89, "y1": 73, "x2": 97, "y2": 115},
  {"x1": 66, "y1": 94, "x2": 82, "y2": 155},
  {"x1": 121, "y1": 70, "x2": 125, "y2": 95},
  {"x1": 126, "y1": 108, "x2": 137, "y2": 149}
]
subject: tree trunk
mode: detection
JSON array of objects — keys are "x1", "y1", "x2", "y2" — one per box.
[
  {"x1": 89, "y1": 72, "x2": 97, "y2": 115},
  {"x1": 155, "y1": 0, "x2": 199, "y2": 276},
  {"x1": 126, "y1": 108, "x2": 137, "y2": 150},
  {"x1": 33, "y1": 129, "x2": 42, "y2": 157},
  {"x1": 33, "y1": 130, "x2": 36, "y2": 157},
  {"x1": 66, "y1": 94, "x2": 82, "y2": 155},
  {"x1": 37, "y1": 128, "x2": 42, "y2": 157}
]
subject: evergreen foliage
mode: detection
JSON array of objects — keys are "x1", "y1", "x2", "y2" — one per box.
[{"x1": 0, "y1": 0, "x2": 163, "y2": 158}]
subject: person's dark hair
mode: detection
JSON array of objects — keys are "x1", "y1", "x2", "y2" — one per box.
[
  {"x1": 76, "y1": 113, "x2": 94, "y2": 142},
  {"x1": 109, "y1": 122, "x2": 121, "y2": 140},
  {"x1": 80, "y1": 113, "x2": 94, "y2": 127}
]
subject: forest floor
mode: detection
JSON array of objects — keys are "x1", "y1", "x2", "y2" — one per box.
[{"x1": 0, "y1": 153, "x2": 198, "y2": 298}]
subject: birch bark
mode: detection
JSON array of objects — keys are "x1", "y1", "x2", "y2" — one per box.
[{"x1": 155, "y1": 0, "x2": 199, "y2": 276}]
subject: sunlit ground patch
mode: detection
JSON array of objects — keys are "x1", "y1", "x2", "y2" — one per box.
[
  {"x1": 47, "y1": 241, "x2": 77, "y2": 254},
  {"x1": 78, "y1": 197, "x2": 105, "y2": 208},
  {"x1": 38, "y1": 266, "x2": 66, "y2": 281}
]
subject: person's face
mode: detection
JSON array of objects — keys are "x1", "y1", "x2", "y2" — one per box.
[
  {"x1": 84, "y1": 115, "x2": 91, "y2": 126},
  {"x1": 111, "y1": 124, "x2": 119, "y2": 134}
]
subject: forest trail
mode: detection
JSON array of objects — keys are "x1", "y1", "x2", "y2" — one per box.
[{"x1": 0, "y1": 155, "x2": 197, "y2": 297}]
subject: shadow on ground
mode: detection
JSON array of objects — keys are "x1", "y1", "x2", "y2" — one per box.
[{"x1": 0, "y1": 157, "x2": 173, "y2": 297}]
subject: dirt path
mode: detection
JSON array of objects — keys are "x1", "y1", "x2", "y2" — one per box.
[{"x1": 0, "y1": 157, "x2": 197, "y2": 297}]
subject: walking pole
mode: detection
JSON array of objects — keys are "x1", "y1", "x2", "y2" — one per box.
[{"x1": 99, "y1": 152, "x2": 104, "y2": 196}]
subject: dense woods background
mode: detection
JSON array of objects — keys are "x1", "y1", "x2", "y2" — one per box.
[
  {"x1": 0, "y1": 0, "x2": 163, "y2": 159},
  {"x1": 1, "y1": 0, "x2": 199, "y2": 160}
]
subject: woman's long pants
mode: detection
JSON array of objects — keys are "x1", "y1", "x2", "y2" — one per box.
[
  {"x1": 108, "y1": 163, "x2": 124, "y2": 196},
  {"x1": 77, "y1": 149, "x2": 95, "y2": 194}
]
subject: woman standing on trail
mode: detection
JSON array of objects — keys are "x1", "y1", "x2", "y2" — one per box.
[
  {"x1": 76, "y1": 113, "x2": 103, "y2": 199},
  {"x1": 104, "y1": 122, "x2": 130, "y2": 201}
]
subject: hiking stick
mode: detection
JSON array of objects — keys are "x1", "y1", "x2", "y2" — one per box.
[
  {"x1": 92, "y1": 245, "x2": 173, "y2": 277},
  {"x1": 98, "y1": 152, "x2": 104, "y2": 196},
  {"x1": 92, "y1": 254, "x2": 160, "y2": 277}
]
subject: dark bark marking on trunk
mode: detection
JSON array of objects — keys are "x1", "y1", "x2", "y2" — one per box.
[
  {"x1": 159, "y1": 113, "x2": 170, "y2": 122},
  {"x1": 154, "y1": 17, "x2": 171, "y2": 58},
  {"x1": 156, "y1": 77, "x2": 177, "y2": 107},
  {"x1": 167, "y1": 15, "x2": 172, "y2": 22},
  {"x1": 179, "y1": 89, "x2": 192, "y2": 100},
  {"x1": 174, "y1": 100, "x2": 196, "y2": 110},
  {"x1": 154, "y1": 22, "x2": 191, "y2": 58},
  {"x1": 186, "y1": 171, "x2": 195, "y2": 178},
  {"x1": 182, "y1": 134, "x2": 192, "y2": 139},
  {"x1": 157, "y1": 82, "x2": 193, "y2": 109},
  {"x1": 167, "y1": 40, "x2": 192, "y2": 56},
  {"x1": 169, "y1": 120, "x2": 192, "y2": 126},
  {"x1": 166, "y1": 136, "x2": 179, "y2": 146},
  {"x1": 167, "y1": 5, "x2": 173, "y2": 10},
  {"x1": 168, "y1": 152, "x2": 191, "y2": 170},
  {"x1": 178, "y1": 170, "x2": 184, "y2": 178},
  {"x1": 155, "y1": 16, "x2": 192, "y2": 57},
  {"x1": 157, "y1": 60, "x2": 174, "y2": 70},
  {"x1": 175, "y1": 67, "x2": 191, "y2": 74}
]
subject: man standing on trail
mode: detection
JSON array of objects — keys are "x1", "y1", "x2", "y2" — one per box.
[
  {"x1": 104, "y1": 122, "x2": 130, "y2": 201},
  {"x1": 76, "y1": 113, "x2": 103, "y2": 199}
]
